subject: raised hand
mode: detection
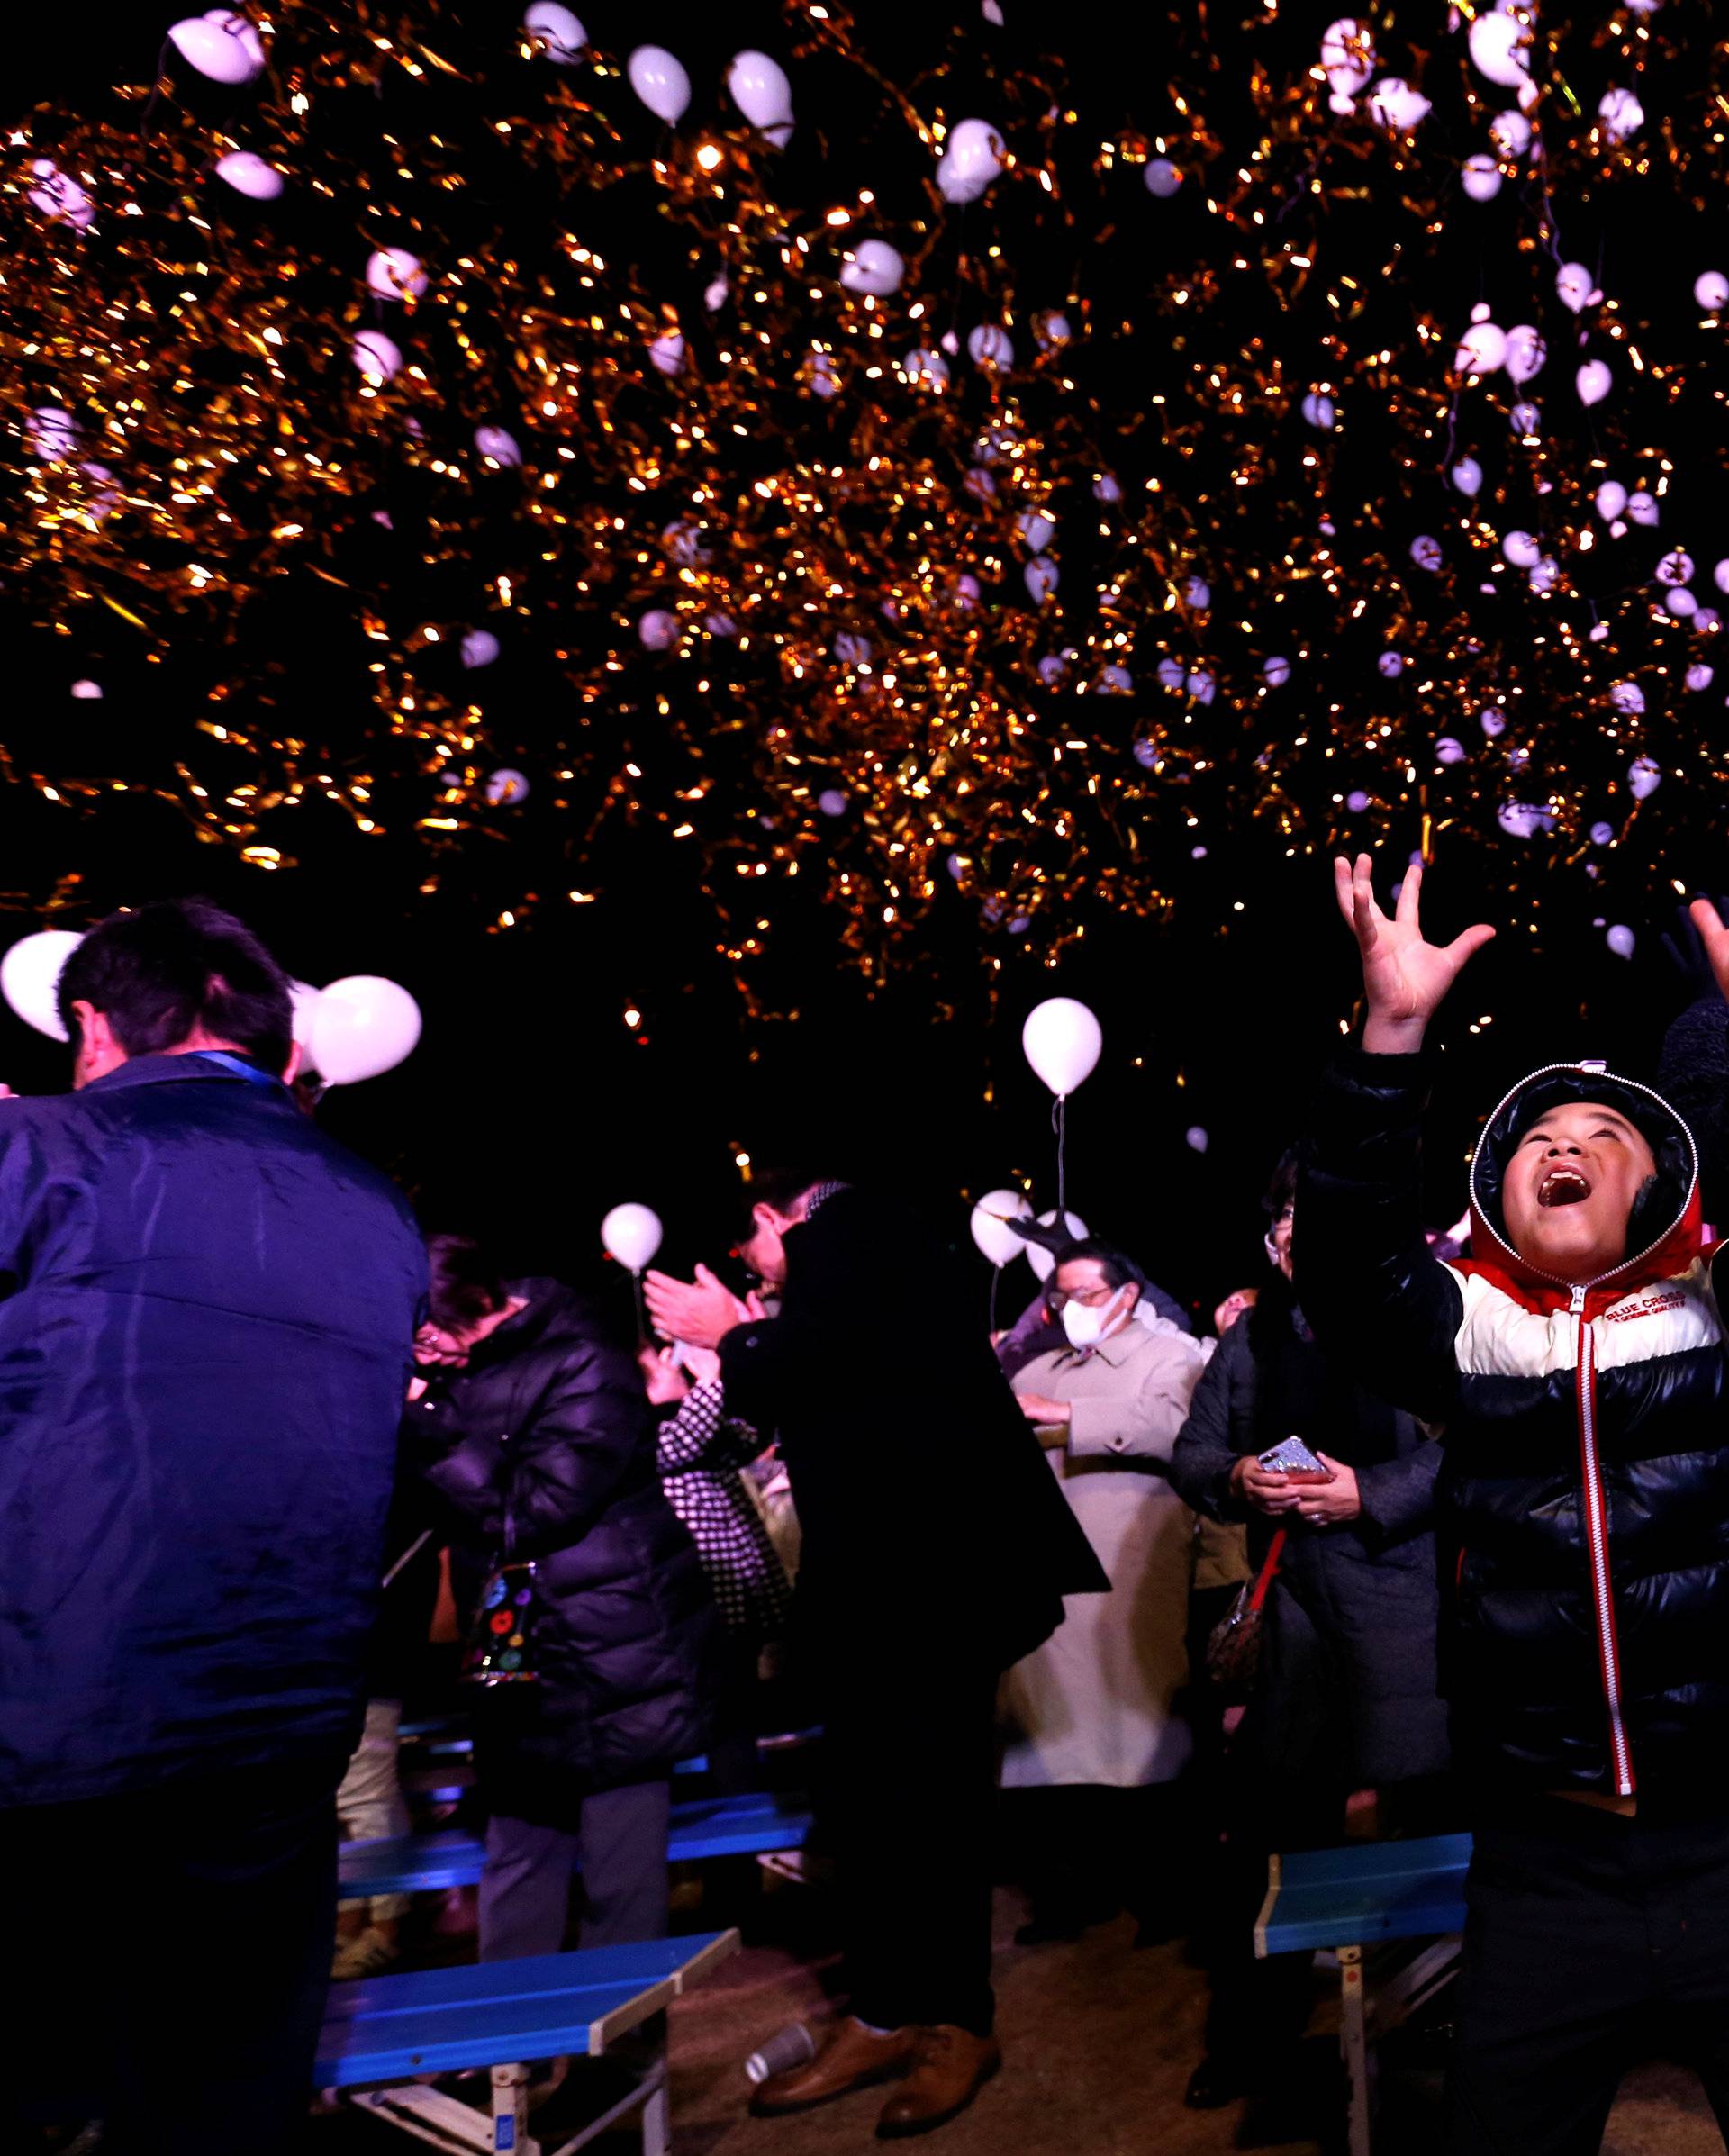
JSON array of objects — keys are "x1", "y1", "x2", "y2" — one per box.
[
  {"x1": 1334, "y1": 854, "x2": 1495, "y2": 1055},
  {"x1": 1688, "y1": 897, "x2": 1729, "y2": 1009}
]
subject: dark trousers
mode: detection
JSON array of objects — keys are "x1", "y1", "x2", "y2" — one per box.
[
  {"x1": 1, "y1": 1753, "x2": 344, "y2": 2155},
  {"x1": 1451, "y1": 1799, "x2": 1729, "y2": 2155},
  {"x1": 1005, "y1": 1780, "x2": 1190, "y2": 1928},
  {"x1": 822, "y1": 1649, "x2": 999, "y2": 2036},
  {"x1": 480, "y1": 1780, "x2": 672, "y2": 1957}
]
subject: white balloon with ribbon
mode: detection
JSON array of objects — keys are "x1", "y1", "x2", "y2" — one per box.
[
  {"x1": 306, "y1": 976, "x2": 421, "y2": 1084},
  {"x1": 970, "y1": 1188, "x2": 1033, "y2": 1269},
  {"x1": 287, "y1": 979, "x2": 324, "y2": 1047},
  {"x1": 1022, "y1": 997, "x2": 1102, "y2": 1098},
  {"x1": 628, "y1": 45, "x2": 691, "y2": 123},
  {"x1": 1, "y1": 929, "x2": 84, "y2": 1040},
  {"x1": 602, "y1": 1203, "x2": 664, "y2": 1272}
]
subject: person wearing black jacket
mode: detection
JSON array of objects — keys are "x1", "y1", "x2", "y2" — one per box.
[
  {"x1": 1304, "y1": 858, "x2": 1729, "y2": 2156},
  {"x1": 647, "y1": 1179, "x2": 1106, "y2": 2139},
  {"x1": 0, "y1": 901, "x2": 426, "y2": 2156},
  {"x1": 405, "y1": 1235, "x2": 719, "y2": 1956},
  {"x1": 1171, "y1": 1154, "x2": 1449, "y2": 2110}
]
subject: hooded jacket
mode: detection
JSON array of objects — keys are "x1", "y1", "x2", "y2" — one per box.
[
  {"x1": 409, "y1": 1279, "x2": 719, "y2": 1806},
  {"x1": 1301, "y1": 1051, "x2": 1728, "y2": 1805}
]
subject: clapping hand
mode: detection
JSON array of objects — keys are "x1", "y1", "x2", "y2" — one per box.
[
  {"x1": 1688, "y1": 897, "x2": 1729, "y2": 1008},
  {"x1": 643, "y1": 1264, "x2": 757, "y2": 1351},
  {"x1": 1334, "y1": 855, "x2": 1496, "y2": 1055}
]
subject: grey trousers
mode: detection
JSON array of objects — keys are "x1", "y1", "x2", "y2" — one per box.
[{"x1": 479, "y1": 1780, "x2": 672, "y2": 1958}]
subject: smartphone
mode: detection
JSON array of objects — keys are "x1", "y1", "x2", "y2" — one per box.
[{"x1": 1256, "y1": 1435, "x2": 1333, "y2": 1484}]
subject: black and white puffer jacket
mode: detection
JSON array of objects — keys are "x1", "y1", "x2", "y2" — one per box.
[{"x1": 1301, "y1": 1053, "x2": 1729, "y2": 1803}]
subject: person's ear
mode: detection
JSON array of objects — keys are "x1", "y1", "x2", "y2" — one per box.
[
  {"x1": 69, "y1": 1001, "x2": 124, "y2": 1086},
  {"x1": 1119, "y1": 1281, "x2": 1141, "y2": 1314}
]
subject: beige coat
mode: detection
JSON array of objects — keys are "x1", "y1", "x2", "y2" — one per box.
[{"x1": 1000, "y1": 1316, "x2": 1207, "y2": 1788}]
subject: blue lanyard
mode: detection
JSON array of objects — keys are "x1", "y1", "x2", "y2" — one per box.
[{"x1": 194, "y1": 1050, "x2": 281, "y2": 1089}]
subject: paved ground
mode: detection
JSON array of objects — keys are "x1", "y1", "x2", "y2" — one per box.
[{"x1": 309, "y1": 1877, "x2": 1727, "y2": 2155}]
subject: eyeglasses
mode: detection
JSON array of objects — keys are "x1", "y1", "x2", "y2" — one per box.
[{"x1": 1046, "y1": 1284, "x2": 1117, "y2": 1313}]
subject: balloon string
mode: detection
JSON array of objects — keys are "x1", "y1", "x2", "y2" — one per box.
[
  {"x1": 632, "y1": 1268, "x2": 647, "y2": 1345},
  {"x1": 989, "y1": 1262, "x2": 1000, "y2": 1338},
  {"x1": 1055, "y1": 1092, "x2": 1068, "y2": 1219}
]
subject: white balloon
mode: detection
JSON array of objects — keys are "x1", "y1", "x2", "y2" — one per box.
[
  {"x1": 1502, "y1": 530, "x2": 1542, "y2": 567},
  {"x1": 29, "y1": 406, "x2": 79, "y2": 462},
  {"x1": 475, "y1": 425, "x2": 521, "y2": 467},
  {"x1": 486, "y1": 767, "x2": 530, "y2": 804},
  {"x1": 1024, "y1": 557, "x2": 1059, "y2": 604},
  {"x1": 70, "y1": 678, "x2": 104, "y2": 699},
  {"x1": 902, "y1": 348, "x2": 949, "y2": 388},
  {"x1": 1461, "y1": 154, "x2": 1502, "y2": 203},
  {"x1": 1184, "y1": 575, "x2": 1211, "y2": 610},
  {"x1": 638, "y1": 608, "x2": 679, "y2": 650},
  {"x1": 307, "y1": 976, "x2": 421, "y2": 1085},
  {"x1": 1489, "y1": 111, "x2": 1532, "y2": 158},
  {"x1": 946, "y1": 117, "x2": 1007, "y2": 184},
  {"x1": 1024, "y1": 1209, "x2": 1089, "y2": 1282},
  {"x1": 1092, "y1": 472, "x2": 1123, "y2": 503},
  {"x1": 936, "y1": 154, "x2": 989, "y2": 204},
  {"x1": 1665, "y1": 586, "x2": 1698, "y2": 619},
  {"x1": 367, "y1": 248, "x2": 427, "y2": 301},
  {"x1": 288, "y1": 980, "x2": 322, "y2": 1047},
  {"x1": 727, "y1": 49, "x2": 792, "y2": 131},
  {"x1": 839, "y1": 240, "x2": 904, "y2": 297},
  {"x1": 1715, "y1": 560, "x2": 1729, "y2": 594},
  {"x1": 1598, "y1": 87, "x2": 1643, "y2": 143},
  {"x1": 1, "y1": 929, "x2": 83, "y2": 1040},
  {"x1": 1607, "y1": 924, "x2": 1636, "y2": 960},
  {"x1": 1469, "y1": 10, "x2": 1530, "y2": 88},
  {"x1": 1657, "y1": 548, "x2": 1695, "y2": 586},
  {"x1": 1609, "y1": 680, "x2": 1646, "y2": 715},
  {"x1": 601, "y1": 1202, "x2": 663, "y2": 1273},
  {"x1": 460, "y1": 629, "x2": 499, "y2": 668},
  {"x1": 1018, "y1": 509, "x2": 1056, "y2": 554},
  {"x1": 628, "y1": 46, "x2": 691, "y2": 123},
  {"x1": 833, "y1": 632, "x2": 870, "y2": 666},
  {"x1": 1529, "y1": 557, "x2": 1560, "y2": 594},
  {"x1": 647, "y1": 331, "x2": 685, "y2": 377},
  {"x1": 1435, "y1": 737, "x2": 1467, "y2": 765},
  {"x1": 1263, "y1": 655, "x2": 1291, "y2": 686},
  {"x1": 1186, "y1": 1126, "x2": 1209, "y2": 1154},
  {"x1": 1451, "y1": 457, "x2": 1483, "y2": 498},
  {"x1": 1504, "y1": 323, "x2": 1545, "y2": 384},
  {"x1": 1695, "y1": 270, "x2": 1729, "y2": 313},
  {"x1": 817, "y1": 788, "x2": 848, "y2": 816},
  {"x1": 703, "y1": 273, "x2": 728, "y2": 313},
  {"x1": 971, "y1": 1188, "x2": 1033, "y2": 1268},
  {"x1": 1595, "y1": 480, "x2": 1628, "y2": 521},
  {"x1": 1555, "y1": 261, "x2": 1596, "y2": 313},
  {"x1": 1319, "y1": 19, "x2": 1375, "y2": 96},
  {"x1": 1510, "y1": 401, "x2": 1541, "y2": 434},
  {"x1": 1688, "y1": 663, "x2": 1715, "y2": 691},
  {"x1": 1576, "y1": 359, "x2": 1612, "y2": 407},
  {"x1": 1454, "y1": 321, "x2": 1507, "y2": 375},
  {"x1": 1629, "y1": 756, "x2": 1662, "y2": 799},
  {"x1": 1022, "y1": 996, "x2": 1102, "y2": 1097},
  {"x1": 1188, "y1": 667, "x2": 1217, "y2": 702},
  {"x1": 28, "y1": 160, "x2": 95, "y2": 230},
  {"x1": 967, "y1": 324, "x2": 1015, "y2": 370},
  {"x1": 1301, "y1": 392, "x2": 1335, "y2": 430},
  {"x1": 522, "y1": 3, "x2": 587, "y2": 62},
  {"x1": 214, "y1": 150, "x2": 283, "y2": 199},
  {"x1": 1100, "y1": 664, "x2": 1134, "y2": 694},
  {"x1": 1627, "y1": 489, "x2": 1659, "y2": 527},
  {"x1": 1145, "y1": 159, "x2": 1182, "y2": 198},
  {"x1": 351, "y1": 330, "x2": 402, "y2": 380},
  {"x1": 1367, "y1": 78, "x2": 1430, "y2": 130},
  {"x1": 1410, "y1": 533, "x2": 1443, "y2": 570},
  {"x1": 168, "y1": 11, "x2": 265, "y2": 83}
]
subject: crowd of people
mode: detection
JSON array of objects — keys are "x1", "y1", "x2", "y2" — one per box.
[{"x1": 9, "y1": 865, "x2": 1729, "y2": 2156}]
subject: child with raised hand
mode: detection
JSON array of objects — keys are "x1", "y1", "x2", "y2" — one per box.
[{"x1": 1301, "y1": 854, "x2": 1729, "y2": 2156}]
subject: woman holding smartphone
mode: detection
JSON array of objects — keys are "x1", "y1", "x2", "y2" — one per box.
[{"x1": 1168, "y1": 1151, "x2": 1453, "y2": 2118}]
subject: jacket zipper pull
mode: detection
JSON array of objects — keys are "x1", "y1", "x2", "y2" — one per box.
[{"x1": 1571, "y1": 1283, "x2": 1588, "y2": 1318}]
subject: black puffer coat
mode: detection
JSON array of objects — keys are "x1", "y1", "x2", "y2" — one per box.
[
  {"x1": 1171, "y1": 1280, "x2": 1449, "y2": 1792},
  {"x1": 1303, "y1": 1052, "x2": 1729, "y2": 1804},
  {"x1": 408, "y1": 1280, "x2": 719, "y2": 1810}
]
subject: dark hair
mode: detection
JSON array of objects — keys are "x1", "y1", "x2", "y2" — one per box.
[
  {"x1": 1264, "y1": 1143, "x2": 1308, "y2": 1218},
  {"x1": 58, "y1": 898, "x2": 294, "y2": 1073},
  {"x1": 425, "y1": 1232, "x2": 507, "y2": 1331},
  {"x1": 741, "y1": 1165, "x2": 837, "y2": 1227},
  {"x1": 1049, "y1": 1237, "x2": 1146, "y2": 1292}
]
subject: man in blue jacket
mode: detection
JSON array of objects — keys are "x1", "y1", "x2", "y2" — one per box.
[{"x1": 0, "y1": 900, "x2": 426, "y2": 2155}]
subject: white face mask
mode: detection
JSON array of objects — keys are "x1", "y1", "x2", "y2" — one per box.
[{"x1": 1062, "y1": 1291, "x2": 1120, "y2": 1349}]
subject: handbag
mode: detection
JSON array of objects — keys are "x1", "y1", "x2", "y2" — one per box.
[
  {"x1": 460, "y1": 1496, "x2": 546, "y2": 1686},
  {"x1": 1204, "y1": 1527, "x2": 1286, "y2": 1699}
]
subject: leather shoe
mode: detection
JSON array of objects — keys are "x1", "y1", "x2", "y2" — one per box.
[
  {"x1": 751, "y1": 2016, "x2": 915, "y2": 2116},
  {"x1": 876, "y1": 2025, "x2": 1001, "y2": 2138}
]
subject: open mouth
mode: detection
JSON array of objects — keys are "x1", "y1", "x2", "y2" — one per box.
[{"x1": 1537, "y1": 1164, "x2": 1593, "y2": 1209}]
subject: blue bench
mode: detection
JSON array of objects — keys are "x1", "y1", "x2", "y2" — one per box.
[
  {"x1": 340, "y1": 1791, "x2": 816, "y2": 1902},
  {"x1": 1255, "y1": 1834, "x2": 1472, "y2": 2156},
  {"x1": 320, "y1": 1927, "x2": 738, "y2": 2155}
]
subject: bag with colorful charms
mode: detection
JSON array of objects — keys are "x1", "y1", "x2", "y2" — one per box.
[{"x1": 460, "y1": 1498, "x2": 544, "y2": 1685}]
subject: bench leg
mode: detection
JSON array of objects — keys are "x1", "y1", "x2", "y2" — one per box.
[
  {"x1": 640, "y1": 2072, "x2": 669, "y2": 2156},
  {"x1": 492, "y1": 2061, "x2": 533, "y2": 2153},
  {"x1": 1338, "y1": 1944, "x2": 1372, "y2": 2156}
]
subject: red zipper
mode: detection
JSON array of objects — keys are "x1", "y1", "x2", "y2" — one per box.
[{"x1": 1571, "y1": 1282, "x2": 1635, "y2": 1797}]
